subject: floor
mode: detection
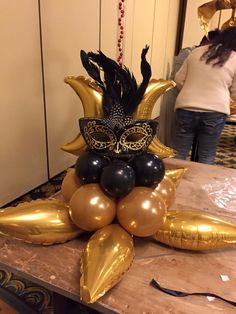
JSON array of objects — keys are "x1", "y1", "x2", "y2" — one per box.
[{"x1": 1, "y1": 123, "x2": 236, "y2": 313}]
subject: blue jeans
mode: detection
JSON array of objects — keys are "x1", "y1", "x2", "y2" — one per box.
[{"x1": 174, "y1": 109, "x2": 226, "y2": 164}]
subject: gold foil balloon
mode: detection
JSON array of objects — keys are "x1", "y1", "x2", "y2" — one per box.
[
  {"x1": 69, "y1": 184, "x2": 116, "y2": 231},
  {"x1": 198, "y1": 0, "x2": 236, "y2": 33},
  {"x1": 117, "y1": 187, "x2": 167, "y2": 237},
  {"x1": 133, "y1": 79, "x2": 176, "y2": 120},
  {"x1": 0, "y1": 199, "x2": 82, "y2": 245},
  {"x1": 62, "y1": 76, "x2": 102, "y2": 156},
  {"x1": 61, "y1": 168, "x2": 82, "y2": 202},
  {"x1": 148, "y1": 137, "x2": 176, "y2": 159},
  {"x1": 154, "y1": 176, "x2": 176, "y2": 209},
  {"x1": 165, "y1": 168, "x2": 188, "y2": 188},
  {"x1": 153, "y1": 208, "x2": 236, "y2": 250},
  {"x1": 80, "y1": 224, "x2": 134, "y2": 304}
]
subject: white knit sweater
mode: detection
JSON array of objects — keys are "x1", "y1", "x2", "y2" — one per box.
[{"x1": 174, "y1": 45, "x2": 236, "y2": 115}]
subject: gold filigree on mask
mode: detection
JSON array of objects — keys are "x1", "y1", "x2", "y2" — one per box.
[
  {"x1": 81, "y1": 120, "x2": 155, "y2": 156},
  {"x1": 120, "y1": 124, "x2": 153, "y2": 151},
  {"x1": 84, "y1": 121, "x2": 116, "y2": 151}
]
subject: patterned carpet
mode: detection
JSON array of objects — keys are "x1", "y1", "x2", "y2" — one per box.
[
  {"x1": 215, "y1": 123, "x2": 236, "y2": 168},
  {"x1": 1, "y1": 124, "x2": 236, "y2": 313}
]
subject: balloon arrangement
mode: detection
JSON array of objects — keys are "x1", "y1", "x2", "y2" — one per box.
[{"x1": 1, "y1": 47, "x2": 236, "y2": 304}]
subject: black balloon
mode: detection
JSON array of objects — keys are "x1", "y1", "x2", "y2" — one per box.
[
  {"x1": 75, "y1": 151, "x2": 109, "y2": 184},
  {"x1": 130, "y1": 153, "x2": 165, "y2": 187},
  {"x1": 100, "y1": 160, "x2": 135, "y2": 198}
]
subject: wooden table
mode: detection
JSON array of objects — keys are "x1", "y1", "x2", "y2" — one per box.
[{"x1": 0, "y1": 159, "x2": 236, "y2": 314}]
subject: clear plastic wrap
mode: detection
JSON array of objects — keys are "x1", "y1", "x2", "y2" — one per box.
[{"x1": 202, "y1": 176, "x2": 236, "y2": 213}]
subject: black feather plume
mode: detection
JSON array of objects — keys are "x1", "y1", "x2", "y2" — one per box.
[{"x1": 80, "y1": 46, "x2": 151, "y2": 129}]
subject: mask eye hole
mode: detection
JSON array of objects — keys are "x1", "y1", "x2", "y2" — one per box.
[
  {"x1": 90, "y1": 132, "x2": 111, "y2": 142},
  {"x1": 125, "y1": 133, "x2": 145, "y2": 142}
]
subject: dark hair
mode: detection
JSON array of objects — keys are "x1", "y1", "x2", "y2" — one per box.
[
  {"x1": 200, "y1": 26, "x2": 236, "y2": 67},
  {"x1": 199, "y1": 29, "x2": 221, "y2": 46}
]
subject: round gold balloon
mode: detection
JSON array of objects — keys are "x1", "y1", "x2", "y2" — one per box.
[
  {"x1": 69, "y1": 184, "x2": 116, "y2": 231},
  {"x1": 153, "y1": 208, "x2": 236, "y2": 250},
  {"x1": 154, "y1": 176, "x2": 176, "y2": 209},
  {"x1": 165, "y1": 168, "x2": 188, "y2": 188},
  {"x1": 0, "y1": 199, "x2": 82, "y2": 245},
  {"x1": 61, "y1": 168, "x2": 82, "y2": 202},
  {"x1": 117, "y1": 187, "x2": 167, "y2": 237},
  {"x1": 80, "y1": 224, "x2": 134, "y2": 304}
]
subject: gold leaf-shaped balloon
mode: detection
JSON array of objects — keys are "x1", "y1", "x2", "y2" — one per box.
[
  {"x1": 198, "y1": 0, "x2": 236, "y2": 33},
  {"x1": 132, "y1": 79, "x2": 176, "y2": 120},
  {"x1": 153, "y1": 208, "x2": 236, "y2": 250},
  {"x1": 165, "y1": 168, "x2": 188, "y2": 188},
  {"x1": 80, "y1": 224, "x2": 134, "y2": 304},
  {"x1": 148, "y1": 137, "x2": 176, "y2": 159},
  {"x1": 0, "y1": 199, "x2": 82, "y2": 245}
]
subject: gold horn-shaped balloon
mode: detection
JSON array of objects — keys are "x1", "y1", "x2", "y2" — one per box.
[
  {"x1": 148, "y1": 137, "x2": 176, "y2": 159},
  {"x1": 153, "y1": 208, "x2": 236, "y2": 250},
  {"x1": 132, "y1": 79, "x2": 176, "y2": 120},
  {"x1": 198, "y1": 0, "x2": 236, "y2": 34},
  {"x1": 165, "y1": 168, "x2": 188, "y2": 188},
  {"x1": 132, "y1": 79, "x2": 176, "y2": 159},
  {"x1": 61, "y1": 76, "x2": 103, "y2": 155},
  {"x1": 0, "y1": 199, "x2": 82, "y2": 245},
  {"x1": 80, "y1": 224, "x2": 134, "y2": 304}
]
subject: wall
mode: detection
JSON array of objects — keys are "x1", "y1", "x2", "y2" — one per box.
[
  {"x1": 0, "y1": 0, "x2": 180, "y2": 206},
  {"x1": 0, "y1": 1, "x2": 48, "y2": 206}
]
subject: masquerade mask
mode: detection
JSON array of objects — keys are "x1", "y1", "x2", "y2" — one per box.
[{"x1": 79, "y1": 46, "x2": 157, "y2": 157}]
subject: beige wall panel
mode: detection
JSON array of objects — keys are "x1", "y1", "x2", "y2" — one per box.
[
  {"x1": 123, "y1": 0, "x2": 135, "y2": 69},
  {"x1": 125, "y1": 0, "x2": 155, "y2": 82},
  {"x1": 41, "y1": 0, "x2": 100, "y2": 178},
  {"x1": 162, "y1": 0, "x2": 180, "y2": 79},
  {"x1": 151, "y1": 0, "x2": 180, "y2": 118},
  {"x1": 0, "y1": 1, "x2": 47, "y2": 206},
  {"x1": 100, "y1": 0, "x2": 117, "y2": 59}
]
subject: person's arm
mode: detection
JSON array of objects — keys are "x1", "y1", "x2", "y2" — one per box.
[{"x1": 174, "y1": 59, "x2": 188, "y2": 90}]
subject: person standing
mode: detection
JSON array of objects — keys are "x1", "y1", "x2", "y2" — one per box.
[
  {"x1": 173, "y1": 26, "x2": 236, "y2": 165},
  {"x1": 158, "y1": 30, "x2": 220, "y2": 148}
]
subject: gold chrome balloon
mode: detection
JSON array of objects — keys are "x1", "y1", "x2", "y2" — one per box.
[
  {"x1": 165, "y1": 168, "x2": 188, "y2": 188},
  {"x1": 133, "y1": 79, "x2": 176, "y2": 120},
  {"x1": 64, "y1": 76, "x2": 103, "y2": 118},
  {"x1": 61, "y1": 133, "x2": 87, "y2": 156},
  {"x1": 148, "y1": 137, "x2": 176, "y2": 159},
  {"x1": 69, "y1": 184, "x2": 116, "y2": 231},
  {"x1": 61, "y1": 168, "x2": 82, "y2": 202},
  {"x1": 153, "y1": 208, "x2": 236, "y2": 250},
  {"x1": 117, "y1": 187, "x2": 167, "y2": 237},
  {"x1": 62, "y1": 76, "x2": 102, "y2": 155},
  {"x1": 0, "y1": 199, "x2": 82, "y2": 245},
  {"x1": 154, "y1": 176, "x2": 176, "y2": 209},
  {"x1": 198, "y1": 0, "x2": 236, "y2": 33},
  {"x1": 80, "y1": 224, "x2": 134, "y2": 304}
]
